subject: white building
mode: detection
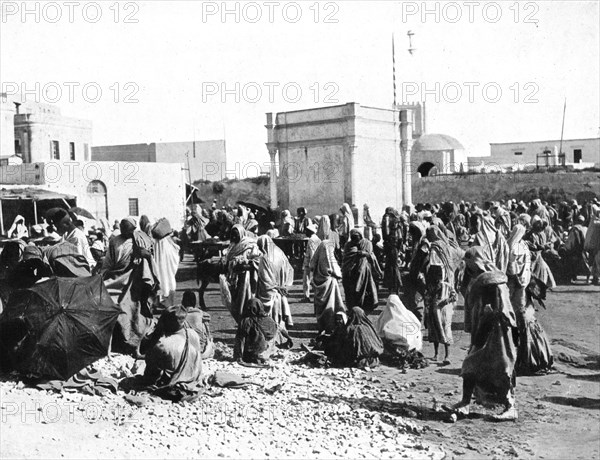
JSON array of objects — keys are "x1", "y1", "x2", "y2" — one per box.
[
  {"x1": 0, "y1": 161, "x2": 187, "y2": 233},
  {"x1": 469, "y1": 137, "x2": 600, "y2": 171}
]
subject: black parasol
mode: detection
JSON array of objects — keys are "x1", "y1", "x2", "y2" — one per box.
[{"x1": 0, "y1": 276, "x2": 121, "y2": 380}]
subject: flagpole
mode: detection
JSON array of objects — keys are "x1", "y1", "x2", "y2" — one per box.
[
  {"x1": 559, "y1": 98, "x2": 566, "y2": 166},
  {"x1": 392, "y1": 33, "x2": 397, "y2": 108}
]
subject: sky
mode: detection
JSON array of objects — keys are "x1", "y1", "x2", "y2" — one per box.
[{"x1": 1, "y1": 0, "x2": 599, "y2": 171}]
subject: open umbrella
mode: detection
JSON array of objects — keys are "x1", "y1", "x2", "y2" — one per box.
[
  {"x1": 69, "y1": 206, "x2": 96, "y2": 220},
  {"x1": 0, "y1": 276, "x2": 121, "y2": 380}
]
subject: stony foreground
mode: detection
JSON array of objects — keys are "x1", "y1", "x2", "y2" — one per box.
[{"x1": 1, "y1": 346, "x2": 444, "y2": 459}]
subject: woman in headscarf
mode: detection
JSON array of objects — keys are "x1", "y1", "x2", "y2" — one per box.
[
  {"x1": 337, "y1": 203, "x2": 355, "y2": 246},
  {"x1": 525, "y1": 216, "x2": 557, "y2": 290},
  {"x1": 328, "y1": 214, "x2": 343, "y2": 262},
  {"x1": 470, "y1": 211, "x2": 509, "y2": 273},
  {"x1": 530, "y1": 199, "x2": 550, "y2": 223},
  {"x1": 222, "y1": 224, "x2": 260, "y2": 323},
  {"x1": 507, "y1": 224, "x2": 531, "y2": 314},
  {"x1": 244, "y1": 212, "x2": 259, "y2": 236},
  {"x1": 139, "y1": 215, "x2": 152, "y2": 236},
  {"x1": 310, "y1": 239, "x2": 346, "y2": 334},
  {"x1": 7, "y1": 215, "x2": 28, "y2": 240},
  {"x1": 423, "y1": 226, "x2": 461, "y2": 364},
  {"x1": 517, "y1": 213, "x2": 532, "y2": 230},
  {"x1": 256, "y1": 235, "x2": 294, "y2": 328},
  {"x1": 461, "y1": 246, "x2": 500, "y2": 333},
  {"x1": 138, "y1": 305, "x2": 203, "y2": 400},
  {"x1": 151, "y1": 218, "x2": 180, "y2": 306},
  {"x1": 186, "y1": 204, "x2": 211, "y2": 243},
  {"x1": 381, "y1": 208, "x2": 404, "y2": 297},
  {"x1": 506, "y1": 224, "x2": 552, "y2": 375},
  {"x1": 234, "y1": 205, "x2": 249, "y2": 227},
  {"x1": 376, "y1": 294, "x2": 422, "y2": 355},
  {"x1": 344, "y1": 307, "x2": 384, "y2": 368},
  {"x1": 233, "y1": 298, "x2": 279, "y2": 364},
  {"x1": 103, "y1": 218, "x2": 159, "y2": 355},
  {"x1": 363, "y1": 204, "x2": 377, "y2": 241},
  {"x1": 317, "y1": 214, "x2": 340, "y2": 261},
  {"x1": 450, "y1": 269, "x2": 519, "y2": 421},
  {"x1": 280, "y1": 210, "x2": 295, "y2": 237},
  {"x1": 301, "y1": 224, "x2": 321, "y2": 302},
  {"x1": 342, "y1": 229, "x2": 382, "y2": 312},
  {"x1": 492, "y1": 204, "x2": 512, "y2": 238},
  {"x1": 404, "y1": 221, "x2": 429, "y2": 322}
]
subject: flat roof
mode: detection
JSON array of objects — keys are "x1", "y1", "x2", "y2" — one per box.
[{"x1": 490, "y1": 137, "x2": 599, "y2": 145}]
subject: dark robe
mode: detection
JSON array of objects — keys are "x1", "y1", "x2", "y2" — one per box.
[{"x1": 342, "y1": 238, "x2": 382, "y2": 312}]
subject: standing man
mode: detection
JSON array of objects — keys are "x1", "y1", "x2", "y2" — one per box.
[{"x1": 47, "y1": 208, "x2": 96, "y2": 269}]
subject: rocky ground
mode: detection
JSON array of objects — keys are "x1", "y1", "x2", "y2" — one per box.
[{"x1": 1, "y1": 257, "x2": 599, "y2": 459}]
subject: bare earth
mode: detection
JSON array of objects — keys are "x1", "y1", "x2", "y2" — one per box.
[{"x1": 1, "y1": 257, "x2": 599, "y2": 459}]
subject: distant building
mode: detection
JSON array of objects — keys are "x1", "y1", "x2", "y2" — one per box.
[
  {"x1": 412, "y1": 133, "x2": 468, "y2": 176},
  {"x1": 469, "y1": 137, "x2": 600, "y2": 171},
  {"x1": 1, "y1": 161, "x2": 186, "y2": 231},
  {"x1": 0, "y1": 95, "x2": 188, "y2": 232},
  {"x1": 266, "y1": 102, "x2": 426, "y2": 223},
  {"x1": 92, "y1": 140, "x2": 227, "y2": 181},
  {"x1": 9, "y1": 98, "x2": 92, "y2": 164}
]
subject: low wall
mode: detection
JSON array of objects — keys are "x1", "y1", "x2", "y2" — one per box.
[{"x1": 412, "y1": 171, "x2": 600, "y2": 204}]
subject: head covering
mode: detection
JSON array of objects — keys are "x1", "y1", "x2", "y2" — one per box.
[
  {"x1": 161, "y1": 305, "x2": 188, "y2": 335},
  {"x1": 464, "y1": 246, "x2": 497, "y2": 275},
  {"x1": 349, "y1": 228, "x2": 362, "y2": 243},
  {"x1": 518, "y1": 213, "x2": 532, "y2": 227},
  {"x1": 426, "y1": 225, "x2": 448, "y2": 244},
  {"x1": 335, "y1": 311, "x2": 348, "y2": 325},
  {"x1": 507, "y1": 224, "x2": 527, "y2": 251},
  {"x1": 375, "y1": 295, "x2": 422, "y2": 351},
  {"x1": 340, "y1": 203, "x2": 355, "y2": 229},
  {"x1": 306, "y1": 223, "x2": 318, "y2": 234},
  {"x1": 345, "y1": 307, "x2": 384, "y2": 365},
  {"x1": 316, "y1": 216, "x2": 332, "y2": 240}
]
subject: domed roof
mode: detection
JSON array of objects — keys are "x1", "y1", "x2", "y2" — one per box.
[{"x1": 412, "y1": 134, "x2": 464, "y2": 152}]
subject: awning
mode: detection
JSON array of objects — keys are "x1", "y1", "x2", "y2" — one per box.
[{"x1": 0, "y1": 188, "x2": 76, "y2": 202}]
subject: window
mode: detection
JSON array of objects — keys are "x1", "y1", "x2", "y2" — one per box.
[
  {"x1": 51, "y1": 140, "x2": 60, "y2": 159},
  {"x1": 574, "y1": 149, "x2": 582, "y2": 163},
  {"x1": 128, "y1": 198, "x2": 139, "y2": 216},
  {"x1": 514, "y1": 151, "x2": 523, "y2": 156},
  {"x1": 87, "y1": 180, "x2": 108, "y2": 220},
  {"x1": 69, "y1": 142, "x2": 75, "y2": 161},
  {"x1": 14, "y1": 139, "x2": 22, "y2": 156},
  {"x1": 84, "y1": 143, "x2": 89, "y2": 161}
]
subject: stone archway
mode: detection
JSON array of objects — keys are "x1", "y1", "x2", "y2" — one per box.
[{"x1": 417, "y1": 162, "x2": 436, "y2": 177}]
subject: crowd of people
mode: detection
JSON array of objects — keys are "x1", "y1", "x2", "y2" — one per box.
[{"x1": 0, "y1": 195, "x2": 599, "y2": 417}]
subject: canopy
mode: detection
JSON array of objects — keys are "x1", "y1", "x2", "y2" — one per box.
[
  {"x1": 0, "y1": 188, "x2": 76, "y2": 201},
  {"x1": 0, "y1": 188, "x2": 77, "y2": 235}
]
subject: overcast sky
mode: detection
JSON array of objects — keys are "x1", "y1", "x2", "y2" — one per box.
[{"x1": 2, "y1": 1, "x2": 598, "y2": 170}]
